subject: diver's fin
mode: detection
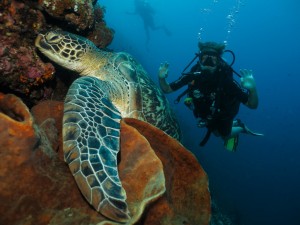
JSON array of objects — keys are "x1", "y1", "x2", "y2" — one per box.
[
  {"x1": 224, "y1": 135, "x2": 239, "y2": 152},
  {"x1": 234, "y1": 119, "x2": 264, "y2": 137},
  {"x1": 243, "y1": 127, "x2": 264, "y2": 136}
]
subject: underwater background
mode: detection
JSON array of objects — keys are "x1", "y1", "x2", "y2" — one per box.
[{"x1": 101, "y1": 0, "x2": 300, "y2": 225}]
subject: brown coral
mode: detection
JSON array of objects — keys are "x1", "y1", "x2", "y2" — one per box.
[
  {"x1": 0, "y1": 98, "x2": 167, "y2": 225},
  {"x1": 0, "y1": 98, "x2": 211, "y2": 225},
  {"x1": 0, "y1": 92, "x2": 39, "y2": 192},
  {"x1": 0, "y1": 95, "x2": 101, "y2": 225},
  {"x1": 118, "y1": 119, "x2": 166, "y2": 225},
  {"x1": 0, "y1": 93, "x2": 38, "y2": 156},
  {"x1": 124, "y1": 118, "x2": 211, "y2": 225},
  {"x1": 31, "y1": 100, "x2": 64, "y2": 155}
]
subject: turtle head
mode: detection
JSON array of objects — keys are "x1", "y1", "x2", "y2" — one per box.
[{"x1": 35, "y1": 30, "x2": 101, "y2": 75}]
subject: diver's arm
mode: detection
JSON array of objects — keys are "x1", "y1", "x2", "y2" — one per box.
[
  {"x1": 240, "y1": 69, "x2": 258, "y2": 109},
  {"x1": 246, "y1": 87, "x2": 258, "y2": 109},
  {"x1": 158, "y1": 62, "x2": 174, "y2": 93},
  {"x1": 159, "y1": 78, "x2": 173, "y2": 93}
]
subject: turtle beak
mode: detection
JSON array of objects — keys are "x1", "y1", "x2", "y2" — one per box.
[{"x1": 35, "y1": 34, "x2": 52, "y2": 51}]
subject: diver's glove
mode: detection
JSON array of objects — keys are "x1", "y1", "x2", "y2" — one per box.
[
  {"x1": 158, "y1": 62, "x2": 169, "y2": 79},
  {"x1": 240, "y1": 69, "x2": 256, "y2": 90}
]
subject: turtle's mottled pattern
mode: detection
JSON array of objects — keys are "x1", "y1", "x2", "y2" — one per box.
[
  {"x1": 35, "y1": 30, "x2": 181, "y2": 223},
  {"x1": 109, "y1": 52, "x2": 179, "y2": 137}
]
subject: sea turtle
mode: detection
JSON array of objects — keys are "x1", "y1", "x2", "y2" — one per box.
[{"x1": 35, "y1": 30, "x2": 181, "y2": 223}]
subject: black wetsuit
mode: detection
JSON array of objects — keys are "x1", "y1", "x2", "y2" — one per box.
[{"x1": 170, "y1": 62, "x2": 249, "y2": 137}]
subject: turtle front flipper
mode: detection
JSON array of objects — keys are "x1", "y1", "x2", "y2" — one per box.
[{"x1": 63, "y1": 76, "x2": 130, "y2": 222}]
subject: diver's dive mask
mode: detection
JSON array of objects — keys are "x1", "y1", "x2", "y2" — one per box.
[
  {"x1": 200, "y1": 52, "x2": 218, "y2": 67},
  {"x1": 198, "y1": 41, "x2": 225, "y2": 69}
]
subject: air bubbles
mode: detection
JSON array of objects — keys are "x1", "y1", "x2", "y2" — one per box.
[
  {"x1": 224, "y1": 0, "x2": 244, "y2": 44},
  {"x1": 226, "y1": 14, "x2": 233, "y2": 20},
  {"x1": 200, "y1": 8, "x2": 211, "y2": 14},
  {"x1": 198, "y1": 28, "x2": 204, "y2": 41}
]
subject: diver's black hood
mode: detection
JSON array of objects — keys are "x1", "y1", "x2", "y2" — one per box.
[{"x1": 198, "y1": 41, "x2": 226, "y2": 56}]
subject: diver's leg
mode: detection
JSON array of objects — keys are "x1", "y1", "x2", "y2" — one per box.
[
  {"x1": 232, "y1": 119, "x2": 264, "y2": 136},
  {"x1": 224, "y1": 119, "x2": 263, "y2": 151},
  {"x1": 151, "y1": 24, "x2": 172, "y2": 36},
  {"x1": 219, "y1": 119, "x2": 240, "y2": 151},
  {"x1": 229, "y1": 125, "x2": 244, "y2": 138}
]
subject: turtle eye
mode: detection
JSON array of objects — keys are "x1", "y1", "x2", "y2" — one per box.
[{"x1": 45, "y1": 32, "x2": 62, "y2": 44}]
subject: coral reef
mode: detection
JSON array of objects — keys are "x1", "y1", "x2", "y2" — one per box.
[
  {"x1": 0, "y1": 93, "x2": 38, "y2": 168},
  {"x1": 124, "y1": 118, "x2": 211, "y2": 225},
  {"x1": 39, "y1": 0, "x2": 95, "y2": 32},
  {"x1": 31, "y1": 100, "x2": 64, "y2": 154},
  {"x1": 86, "y1": 5, "x2": 115, "y2": 48},
  {"x1": 0, "y1": 94, "x2": 99, "y2": 225},
  {"x1": 109, "y1": 119, "x2": 167, "y2": 225},
  {"x1": 0, "y1": 0, "x2": 113, "y2": 104},
  {"x1": 0, "y1": 0, "x2": 55, "y2": 102},
  {"x1": 0, "y1": 96, "x2": 211, "y2": 225}
]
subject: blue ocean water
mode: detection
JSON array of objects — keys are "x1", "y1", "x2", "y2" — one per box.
[{"x1": 100, "y1": 0, "x2": 300, "y2": 224}]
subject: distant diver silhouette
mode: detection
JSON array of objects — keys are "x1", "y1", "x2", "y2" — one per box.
[{"x1": 128, "y1": 0, "x2": 171, "y2": 47}]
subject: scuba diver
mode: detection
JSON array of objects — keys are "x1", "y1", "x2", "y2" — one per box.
[
  {"x1": 158, "y1": 41, "x2": 263, "y2": 151},
  {"x1": 128, "y1": 0, "x2": 171, "y2": 47}
]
